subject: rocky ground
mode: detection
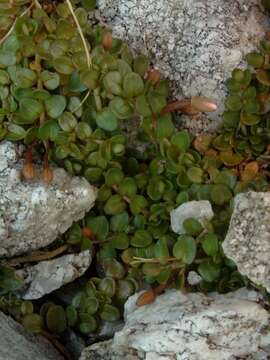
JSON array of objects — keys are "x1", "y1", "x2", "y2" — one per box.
[{"x1": 0, "y1": 1, "x2": 270, "y2": 360}]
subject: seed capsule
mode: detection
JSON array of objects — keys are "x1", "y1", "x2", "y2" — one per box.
[
  {"x1": 136, "y1": 289, "x2": 156, "y2": 307},
  {"x1": 82, "y1": 227, "x2": 93, "y2": 238},
  {"x1": 22, "y1": 163, "x2": 35, "y2": 181},
  {"x1": 42, "y1": 167, "x2": 53, "y2": 184},
  {"x1": 191, "y1": 96, "x2": 217, "y2": 113},
  {"x1": 102, "y1": 32, "x2": 113, "y2": 51},
  {"x1": 147, "y1": 69, "x2": 161, "y2": 85}
]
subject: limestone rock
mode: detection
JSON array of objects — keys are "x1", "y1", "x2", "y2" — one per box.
[
  {"x1": 0, "y1": 141, "x2": 97, "y2": 258},
  {"x1": 187, "y1": 271, "x2": 202, "y2": 286},
  {"x1": 80, "y1": 288, "x2": 270, "y2": 360},
  {"x1": 0, "y1": 311, "x2": 63, "y2": 360},
  {"x1": 170, "y1": 200, "x2": 214, "y2": 234},
  {"x1": 223, "y1": 191, "x2": 270, "y2": 292},
  {"x1": 17, "y1": 250, "x2": 92, "y2": 300},
  {"x1": 97, "y1": 0, "x2": 267, "y2": 132}
]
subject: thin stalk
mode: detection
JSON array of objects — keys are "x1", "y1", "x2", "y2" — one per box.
[
  {"x1": 65, "y1": 0, "x2": 92, "y2": 69},
  {"x1": 0, "y1": 2, "x2": 34, "y2": 46}
]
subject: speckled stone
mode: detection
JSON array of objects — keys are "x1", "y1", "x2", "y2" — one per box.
[
  {"x1": 223, "y1": 191, "x2": 270, "y2": 292},
  {"x1": 17, "y1": 250, "x2": 92, "y2": 300},
  {"x1": 80, "y1": 288, "x2": 270, "y2": 360},
  {"x1": 0, "y1": 141, "x2": 97, "y2": 258},
  {"x1": 97, "y1": 0, "x2": 268, "y2": 133},
  {"x1": 170, "y1": 200, "x2": 214, "y2": 234},
  {"x1": 0, "y1": 312, "x2": 63, "y2": 360}
]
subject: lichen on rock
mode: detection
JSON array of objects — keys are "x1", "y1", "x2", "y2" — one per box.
[
  {"x1": 223, "y1": 191, "x2": 270, "y2": 293},
  {"x1": 0, "y1": 141, "x2": 97, "y2": 258},
  {"x1": 17, "y1": 250, "x2": 93, "y2": 300},
  {"x1": 97, "y1": 0, "x2": 268, "y2": 132},
  {"x1": 80, "y1": 288, "x2": 270, "y2": 360}
]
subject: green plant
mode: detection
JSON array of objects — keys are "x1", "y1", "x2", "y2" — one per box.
[{"x1": 0, "y1": 0, "x2": 269, "y2": 344}]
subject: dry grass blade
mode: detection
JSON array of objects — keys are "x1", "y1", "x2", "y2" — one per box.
[{"x1": 8, "y1": 245, "x2": 69, "y2": 266}]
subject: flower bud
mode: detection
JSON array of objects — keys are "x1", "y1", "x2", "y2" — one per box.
[
  {"x1": 42, "y1": 166, "x2": 53, "y2": 184},
  {"x1": 102, "y1": 32, "x2": 113, "y2": 51},
  {"x1": 22, "y1": 162, "x2": 35, "y2": 181},
  {"x1": 147, "y1": 69, "x2": 161, "y2": 85},
  {"x1": 191, "y1": 96, "x2": 217, "y2": 113},
  {"x1": 136, "y1": 289, "x2": 156, "y2": 307}
]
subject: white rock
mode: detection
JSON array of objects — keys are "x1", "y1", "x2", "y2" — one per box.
[
  {"x1": 223, "y1": 191, "x2": 270, "y2": 293},
  {"x1": 0, "y1": 141, "x2": 97, "y2": 258},
  {"x1": 97, "y1": 0, "x2": 267, "y2": 132},
  {"x1": 170, "y1": 200, "x2": 214, "y2": 234},
  {"x1": 80, "y1": 288, "x2": 270, "y2": 360},
  {"x1": 0, "y1": 311, "x2": 63, "y2": 360},
  {"x1": 187, "y1": 271, "x2": 202, "y2": 286},
  {"x1": 17, "y1": 250, "x2": 92, "y2": 300}
]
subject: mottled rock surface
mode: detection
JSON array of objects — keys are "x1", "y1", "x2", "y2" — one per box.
[
  {"x1": 97, "y1": 0, "x2": 267, "y2": 132},
  {"x1": 170, "y1": 200, "x2": 214, "y2": 234},
  {"x1": 223, "y1": 191, "x2": 270, "y2": 292},
  {"x1": 18, "y1": 250, "x2": 92, "y2": 300},
  {"x1": 80, "y1": 288, "x2": 270, "y2": 360},
  {"x1": 0, "y1": 141, "x2": 97, "y2": 258},
  {"x1": 0, "y1": 312, "x2": 63, "y2": 360}
]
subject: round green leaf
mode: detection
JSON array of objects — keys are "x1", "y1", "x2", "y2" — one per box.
[
  {"x1": 187, "y1": 167, "x2": 204, "y2": 184},
  {"x1": 0, "y1": 50, "x2": 16, "y2": 67},
  {"x1": 183, "y1": 218, "x2": 203, "y2": 236},
  {"x1": 129, "y1": 195, "x2": 148, "y2": 215},
  {"x1": 86, "y1": 215, "x2": 109, "y2": 240},
  {"x1": 41, "y1": 70, "x2": 60, "y2": 90},
  {"x1": 45, "y1": 95, "x2": 66, "y2": 119},
  {"x1": 103, "y1": 71, "x2": 122, "y2": 95},
  {"x1": 66, "y1": 305, "x2": 78, "y2": 327},
  {"x1": 104, "y1": 194, "x2": 126, "y2": 215},
  {"x1": 53, "y1": 57, "x2": 74, "y2": 74},
  {"x1": 22, "y1": 314, "x2": 43, "y2": 334},
  {"x1": 100, "y1": 304, "x2": 120, "y2": 322},
  {"x1": 211, "y1": 184, "x2": 232, "y2": 205},
  {"x1": 105, "y1": 167, "x2": 124, "y2": 186},
  {"x1": 111, "y1": 233, "x2": 129, "y2": 249},
  {"x1": 110, "y1": 212, "x2": 129, "y2": 232},
  {"x1": 118, "y1": 177, "x2": 137, "y2": 197},
  {"x1": 98, "y1": 277, "x2": 116, "y2": 297},
  {"x1": 6, "y1": 124, "x2": 26, "y2": 141},
  {"x1": 130, "y1": 229, "x2": 152, "y2": 248},
  {"x1": 18, "y1": 98, "x2": 43, "y2": 123},
  {"x1": 96, "y1": 108, "x2": 118, "y2": 131},
  {"x1": 198, "y1": 260, "x2": 221, "y2": 282},
  {"x1": 58, "y1": 112, "x2": 77, "y2": 132},
  {"x1": 109, "y1": 97, "x2": 133, "y2": 119},
  {"x1": 173, "y1": 235, "x2": 197, "y2": 264},
  {"x1": 154, "y1": 238, "x2": 169, "y2": 259},
  {"x1": 133, "y1": 55, "x2": 149, "y2": 77},
  {"x1": 156, "y1": 114, "x2": 175, "y2": 139},
  {"x1": 123, "y1": 72, "x2": 144, "y2": 98},
  {"x1": 46, "y1": 305, "x2": 67, "y2": 334},
  {"x1": 202, "y1": 234, "x2": 219, "y2": 256},
  {"x1": 246, "y1": 52, "x2": 264, "y2": 68},
  {"x1": 38, "y1": 119, "x2": 60, "y2": 141},
  {"x1": 171, "y1": 131, "x2": 191, "y2": 152}
]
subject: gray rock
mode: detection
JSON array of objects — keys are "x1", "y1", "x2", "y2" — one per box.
[
  {"x1": 17, "y1": 250, "x2": 92, "y2": 300},
  {"x1": 80, "y1": 288, "x2": 270, "y2": 360},
  {"x1": 170, "y1": 200, "x2": 214, "y2": 234},
  {"x1": 0, "y1": 311, "x2": 63, "y2": 360},
  {"x1": 0, "y1": 141, "x2": 97, "y2": 258},
  {"x1": 62, "y1": 329, "x2": 86, "y2": 360},
  {"x1": 223, "y1": 191, "x2": 270, "y2": 293},
  {"x1": 97, "y1": 0, "x2": 267, "y2": 132},
  {"x1": 87, "y1": 320, "x2": 124, "y2": 344},
  {"x1": 187, "y1": 271, "x2": 202, "y2": 286}
]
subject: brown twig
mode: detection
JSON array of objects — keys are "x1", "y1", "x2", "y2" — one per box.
[{"x1": 8, "y1": 245, "x2": 69, "y2": 266}]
